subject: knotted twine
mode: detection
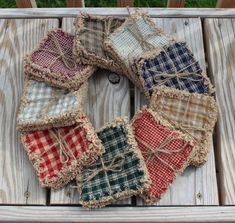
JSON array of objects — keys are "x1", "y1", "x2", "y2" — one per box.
[
  {"x1": 27, "y1": 125, "x2": 84, "y2": 172},
  {"x1": 80, "y1": 16, "x2": 121, "y2": 58},
  {"x1": 126, "y1": 16, "x2": 164, "y2": 67},
  {"x1": 75, "y1": 154, "x2": 126, "y2": 196},
  {"x1": 147, "y1": 46, "x2": 204, "y2": 91},
  {"x1": 158, "y1": 96, "x2": 207, "y2": 142},
  {"x1": 39, "y1": 32, "x2": 77, "y2": 70},
  {"x1": 135, "y1": 132, "x2": 188, "y2": 171}
]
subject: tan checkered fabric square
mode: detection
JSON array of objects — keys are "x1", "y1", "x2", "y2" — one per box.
[
  {"x1": 149, "y1": 86, "x2": 217, "y2": 165},
  {"x1": 74, "y1": 14, "x2": 125, "y2": 74}
]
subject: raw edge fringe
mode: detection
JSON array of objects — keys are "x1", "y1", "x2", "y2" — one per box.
[
  {"x1": 77, "y1": 116, "x2": 151, "y2": 209},
  {"x1": 149, "y1": 86, "x2": 218, "y2": 166},
  {"x1": 131, "y1": 106, "x2": 197, "y2": 204}
]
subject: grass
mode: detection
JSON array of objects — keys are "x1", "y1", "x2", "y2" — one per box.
[{"x1": 0, "y1": 0, "x2": 217, "y2": 8}]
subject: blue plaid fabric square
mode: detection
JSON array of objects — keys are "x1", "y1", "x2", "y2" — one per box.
[
  {"x1": 139, "y1": 42, "x2": 211, "y2": 97},
  {"x1": 76, "y1": 118, "x2": 149, "y2": 209}
]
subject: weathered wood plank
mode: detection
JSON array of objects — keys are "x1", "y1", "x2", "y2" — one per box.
[
  {"x1": 15, "y1": 0, "x2": 37, "y2": 8},
  {"x1": 50, "y1": 17, "x2": 132, "y2": 205},
  {"x1": 1, "y1": 8, "x2": 235, "y2": 19},
  {"x1": 167, "y1": 0, "x2": 185, "y2": 7},
  {"x1": 117, "y1": 0, "x2": 134, "y2": 7},
  {"x1": 216, "y1": 0, "x2": 235, "y2": 8},
  {"x1": 204, "y1": 18, "x2": 235, "y2": 205},
  {"x1": 135, "y1": 18, "x2": 218, "y2": 205},
  {"x1": 0, "y1": 18, "x2": 59, "y2": 204},
  {"x1": 66, "y1": 0, "x2": 85, "y2": 7},
  {"x1": 1, "y1": 206, "x2": 235, "y2": 223}
]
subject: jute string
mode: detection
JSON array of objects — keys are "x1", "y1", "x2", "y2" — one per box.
[
  {"x1": 159, "y1": 97, "x2": 207, "y2": 142},
  {"x1": 75, "y1": 154, "x2": 125, "y2": 194},
  {"x1": 135, "y1": 133, "x2": 188, "y2": 171},
  {"x1": 40, "y1": 32, "x2": 77, "y2": 69},
  {"x1": 27, "y1": 125, "x2": 83, "y2": 170},
  {"x1": 148, "y1": 47, "x2": 204, "y2": 90}
]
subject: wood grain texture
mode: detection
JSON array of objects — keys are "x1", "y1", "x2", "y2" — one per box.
[
  {"x1": 1, "y1": 8, "x2": 235, "y2": 19},
  {"x1": 1, "y1": 206, "x2": 235, "y2": 223},
  {"x1": 167, "y1": 0, "x2": 185, "y2": 7},
  {"x1": 66, "y1": 0, "x2": 85, "y2": 7},
  {"x1": 50, "y1": 17, "x2": 132, "y2": 205},
  {"x1": 204, "y1": 18, "x2": 235, "y2": 205},
  {"x1": 135, "y1": 18, "x2": 219, "y2": 205},
  {"x1": 117, "y1": 0, "x2": 134, "y2": 7},
  {"x1": 0, "y1": 18, "x2": 58, "y2": 204},
  {"x1": 15, "y1": 0, "x2": 37, "y2": 8},
  {"x1": 216, "y1": 0, "x2": 235, "y2": 8}
]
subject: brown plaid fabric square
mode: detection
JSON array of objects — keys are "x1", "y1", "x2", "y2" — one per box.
[
  {"x1": 24, "y1": 29, "x2": 95, "y2": 90},
  {"x1": 149, "y1": 86, "x2": 217, "y2": 165},
  {"x1": 17, "y1": 77, "x2": 88, "y2": 132},
  {"x1": 104, "y1": 13, "x2": 175, "y2": 87},
  {"x1": 74, "y1": 14, "x2": 125, "y2": 74}
]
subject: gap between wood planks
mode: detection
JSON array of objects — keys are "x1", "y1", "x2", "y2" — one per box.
[{"x1": 201, "y1": 18, "x2": 222, "y2": 207}]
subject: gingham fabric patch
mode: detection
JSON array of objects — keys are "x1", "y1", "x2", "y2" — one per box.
[
  {"x1": 137, "y1": 42, "x2": 211, "y2": 97},
  {"x1": 74, "y1": 14, "x2": 125, "y2": 74},
  {"x1": 17, "y1": 78, "x2": 86, "y2": 132},
  {"x1": 21, "y1": 116, "x2": 104, "y2": 189},
  {"x1": 76, "y1": 118, "x2": 149, "y2": 209},
  {"x1": 105, "y1": 14, "x2": 172, "y2": 86},
  {"x1": 149, "y1": 86, "x2": 217, "y2": 165},
  {"x1": 78, "y1": 15, "x2": 124, "y2": 58},
  {"x1": 131, "y1": 108, "x2": 194, "y2": 202},
  {"x1": 105, "y1": 15, "x2": 172, "y2": 84},
  {"x1": 25, "y1": 29, "x2": 94, "y2": 89}
]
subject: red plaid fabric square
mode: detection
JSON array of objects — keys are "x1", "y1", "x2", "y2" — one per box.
[
  {"x1": 24, "y1": 29, "x2": 95, "y2": 89},
  {"x1": 131, "y1": 108, "x2": 195, "y2": 203},
  {"x1": 21, "y1": 116, "x2": 104, "y2": 189}
]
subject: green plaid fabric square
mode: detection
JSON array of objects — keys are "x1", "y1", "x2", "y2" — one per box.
[
  {"x1": 78, "y1": 15, "x2": 124, "y2": 58},
  {"x1": 76, "y1": 118, "x2": 149, "y2": 208}
]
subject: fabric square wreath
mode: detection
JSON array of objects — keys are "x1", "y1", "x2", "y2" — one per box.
[
  {"x1": 149, "y1": 86, "x2": 217, "y2": 166},
  {"x1": 136, "y1": 41, "x2": 214, "y2": 98},
  {"x1": 131, "y1": 108, "x2": 195, "y2": 203},
  {"x1": 21, "y1": 115, "x2": 104, "y2": 189},
  {"x1": 76, "y1": 117, "x2": 150, "y2": 209},
  {"x1": 24, "y1": 29, "x2": 95, "y2": 89},
  {"x1": 74, "y1": 14, "x2": 125, "y2": 74},
  {"x1": 17, "y1": 78, "x2": 87, "y2": 132},
  {"x1": 105, "y1": 13, "x2": 174, "y2": 87}
]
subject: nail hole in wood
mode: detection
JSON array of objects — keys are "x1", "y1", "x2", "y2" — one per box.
[
  {"x1": 108, "y1": 73, "x2": 120, "y2": 84},
  {"x1": 24, "y1": 191, "x2": 30, "y2": 198}
]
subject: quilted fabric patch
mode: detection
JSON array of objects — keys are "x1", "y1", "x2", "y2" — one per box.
[
  {"x1": 76, "y1": 118, "x2": 150, "y2": 209},
  {"x1": 17, "y1": 78, "x2": 87, "y2": 132},
  {"x1": 105, "y1": 14, "x2": 174, "y2": 87},
  {"x1": 21, "y1": 115, "x2": 104, "y2": 189},
  {"x1": 131, "y1": 108, "x2": 195, "y2": 203},
  {"x1": 149, "y1": 86, "x2": 217, "y2": 166},
  {"x1": 136, "y1": 41, "x2": 214, "y2": 98},
  {"x1": 24, "y1": 29, "x2": 95, "y2": 89},
  {"x1": 74, "y1": 14, "x2": 125, "y2": 74}
]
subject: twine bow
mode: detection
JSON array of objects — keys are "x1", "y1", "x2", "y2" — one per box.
[
  {"x1": 82, "y1": 17, "x2": 120, "y2": 38},
  {"x1": 40, "y1": 32, "x2": 77, "y2": 69},
  {"x1": 77, "y1": 154, "x2": 125, "y2": 194},
  {"x1": 135, "y1": 133, "x2": 188, "y2": 171},
  {"x1": 148, "y1": 47, "x2": 204, "y2": 90},
  {"x1": 126, "y1": 17, "x2": 157, "y2": 52},
  {"x1": 159, "y1": 97, "x2": 207, "y2": 142},
  {"x1": 28, "y1": 126, "x2": 83, "y2": 172}
]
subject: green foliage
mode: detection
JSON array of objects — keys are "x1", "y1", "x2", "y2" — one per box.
[{"x1": 0, "y1": 0, "x2": 217, "y2": 8}]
